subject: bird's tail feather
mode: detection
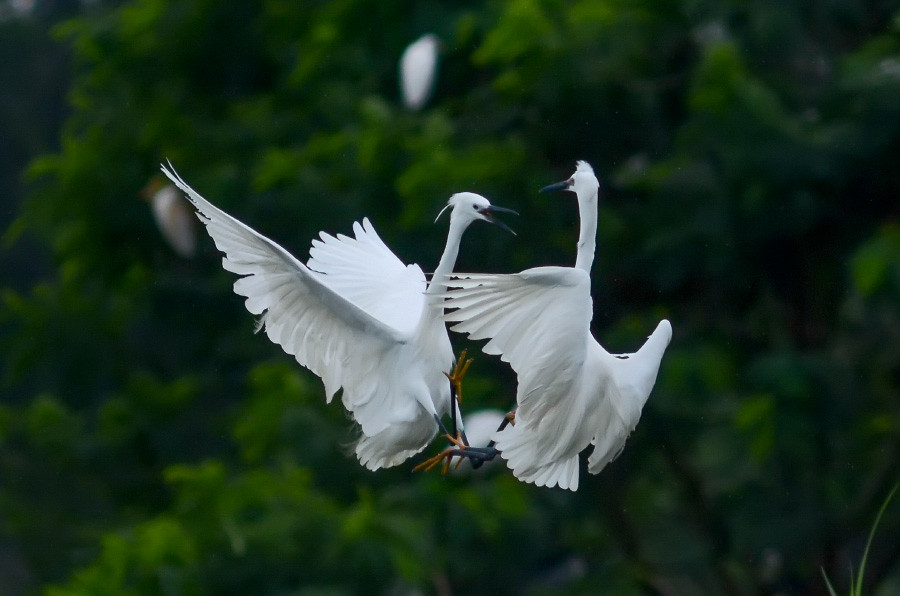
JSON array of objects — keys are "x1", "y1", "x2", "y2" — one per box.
[
  {"x1": 493, "y1": 425, "x2": 580, "y2": 491},
  {"x1": 353, "y1": 412, "x2": 436, "y2": 471}
]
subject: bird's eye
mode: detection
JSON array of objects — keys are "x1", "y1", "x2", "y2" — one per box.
[{"x1": 472, "y1": 204, "x2": 478, "y2": 210}]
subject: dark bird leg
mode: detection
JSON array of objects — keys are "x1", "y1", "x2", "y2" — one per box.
[
  {"x1": 468, "y1": 410, "x2": 514, "y2": 470},
  {"x1": 446, "y1": 349, "x2": 473, "y2": 446},
  {"x1": 414, "y1": 445, "x2": 499, "y2": 473},
  {"x1": 416, "y1": 350, "x2": 506, "y2": 474}
]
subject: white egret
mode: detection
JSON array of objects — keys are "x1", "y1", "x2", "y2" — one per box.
[
  {"x1": 141, "y1": 178, "x2": 197, "y2": 258},
  {"x1": 160, "y1": 163, "x2": 515, "y2": 470},
  {"x1": 441, "y1": 161, "x2": 671, "y2": 490},
  {"x1": 399, "y1": 33, "x2": 439, "y2": 110}
]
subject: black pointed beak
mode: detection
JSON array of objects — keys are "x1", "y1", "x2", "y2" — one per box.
[
  {"x1": 480, "y1": 205, "x2": 518, "y2": 235},
  {"x1": 540, "y1": 179, "x2": 572, "y2": 193}
]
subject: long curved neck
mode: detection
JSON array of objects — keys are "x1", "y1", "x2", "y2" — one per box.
[
  {"x1": 426, "y1": 218, "x2": 465, "y2": 299},
  {"x1": 574, "y1": 187, "x2": 598, "y2": 273}
]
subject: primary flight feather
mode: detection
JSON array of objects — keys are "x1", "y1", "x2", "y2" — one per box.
[{"x1": 161, "y1": 163, "x2": 515, "y2": 470}]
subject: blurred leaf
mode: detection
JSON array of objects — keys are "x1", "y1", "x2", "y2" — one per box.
[{"x1": 851, "y1": 224, "x2": 900, "y2": 296}]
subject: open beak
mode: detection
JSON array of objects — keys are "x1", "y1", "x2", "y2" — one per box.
[
  {"x1": 540, "y1": 178, "x2": 572, "y2": 193},
  {"x1": 480, "y1": 205, "x2": 518, "y2": 235}
]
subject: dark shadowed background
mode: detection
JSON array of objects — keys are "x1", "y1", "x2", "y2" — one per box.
[{"x1": 2, "y1": 1, "x2": 899, "y2": 594}]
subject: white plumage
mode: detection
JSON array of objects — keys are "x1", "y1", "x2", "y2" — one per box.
[
  {"x1": 442, "y1": 161, "x2": 671, "y2": 490},
  {"x1": 148, "y1": 183, "x2": 197, "y2": 258},
  {"x1": 161, "y1": 163, "x2": 513, "y2": 470},
  {"x1": 399, "y1": 33, "x2": 439, "y2": 110},
  {"x1": 459, "y1": 409, "x2": 507, "y2": 451}
]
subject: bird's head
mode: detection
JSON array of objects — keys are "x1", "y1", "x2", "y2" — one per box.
[
  {"x1": 435, "y1": 192, "x2": 518, "y2": 234},
  {"x1": 139, "y1": 174, "x2": 167, "y2": 202},
  {"x1": 540, "y1": 160, "x2": 600, "y2": 199}
]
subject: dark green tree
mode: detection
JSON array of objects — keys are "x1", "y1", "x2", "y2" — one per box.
[{"x1": 2, "y1": 0, "x2": 899, "y2": 594}]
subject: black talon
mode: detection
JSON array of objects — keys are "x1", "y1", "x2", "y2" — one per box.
[
  {"x1": 443, "y1": 446, "x2": 499, "y2": 469},
  {"x1": 465, "y1": 446, "x2": 500, "y2": 469}
]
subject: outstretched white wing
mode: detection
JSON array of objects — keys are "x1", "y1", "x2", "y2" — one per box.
[
  {"x1": 308, "y1": 220, "x2": 426, "y2": 337},
  {"x1": 587, "y1": 319, "x2": 671, "y2": 474},
  {"x1": 441, "y1": 266, "x2": 593, "y2": 422},
  {"x1": 161, "y1": 164, "x2": 424, "y2": 436}
]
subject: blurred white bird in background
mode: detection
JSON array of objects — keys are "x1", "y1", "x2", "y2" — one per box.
[
  {"x1": 141, "y1": 177, "x2": 197, "y2": 258},
  {"x1": 399, "y1": 33, "x2": 439, "y2": 110},
  {"x1": 441, "y1": 161, "x2": 672, "y2": 490},
  {"x1": 460, "y1": 409, "x2": 507, "y2": 451},
  {"x1": 161, "y1": 163, "x2": 516, "y2": 470},
  {"x1": 452, "y1": 408, "x2": 507, "y2": 473}
]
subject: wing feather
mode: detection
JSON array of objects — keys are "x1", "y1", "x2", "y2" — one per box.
[
  {"x1": 442, "y1": 267, "x2": 593, "y2": 422},
  {"x1": 161, "y1": 164, "x2": 424, "y2": 436},
  {"x1": 308, "y1": 219, "x2": 426, "y2": 336}
]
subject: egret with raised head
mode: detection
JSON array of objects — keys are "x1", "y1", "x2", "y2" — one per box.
[
  {"x1": 440, "y1": 161, "x2": 671, "y2": 490},
  {"x1": 161, "y1": 163, "x2": 516, "y2": 470}
]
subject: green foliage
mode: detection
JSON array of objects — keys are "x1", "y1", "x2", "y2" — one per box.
[
  {"x1": 822, "y1": 484, "x2": 899, "y2": 596},
  {"x1": 2, "y1": 0, "x2": 900, "y2": 594},
  {"x1": 851, "y1": 223, "x2": 900, "y2": 296}
]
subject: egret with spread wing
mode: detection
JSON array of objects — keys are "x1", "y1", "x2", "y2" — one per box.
[
  {"x1": 441, "y1": 161, "x2": 671, "y2": 490},
  {"x1": 161, "y1": 163, "x2": 515, "y2": 470}
]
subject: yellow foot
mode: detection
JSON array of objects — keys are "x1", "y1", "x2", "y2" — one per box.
[
  {"x1": 444, "y1": 349, "x2": 474, "y2": 404},
  {"x1": 414, "y1": 433, "x2": 469, "y2": 474},
  {"x1": 414, "y1": 447, "x2": 463, "y2": 474},
  {"x1": 444, "y1": 432, "x2": 466, "y2": 449}
]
